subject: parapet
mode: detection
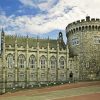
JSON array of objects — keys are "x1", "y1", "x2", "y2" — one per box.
[{"x1": 66, "y1": 16, "x2": 100, "y2": 35}]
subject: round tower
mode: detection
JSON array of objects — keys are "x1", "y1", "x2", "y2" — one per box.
[{"x1": 66, "y1": 16, "x2": 100, "y2": 80}]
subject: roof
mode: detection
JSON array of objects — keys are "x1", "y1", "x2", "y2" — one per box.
[{"x1": 5, "y1": 35, "x2": 66, "y2": 49}]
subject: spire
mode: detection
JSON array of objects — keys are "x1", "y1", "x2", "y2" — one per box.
[
  {"x1": 48, "y1": 36, "x2": 49, "y2": 40},
  {"x1": 15, "y1": 33, "x2": 17, "y2": 44},
  {"x1": 26, "y1": 33, "x2": 28, "y2": 39},
  {"x1": 47, "y1": 36, "x2": 49, "y2": 48},
  {"x1": 37, "y1": 35, "x2": 39, "y2": 42},
  {"x1": 26, "y1": 34, "x2": 29, "y2": 49},
  {"x1": 1, "y1": 28, "x2": 5, "y2": 36},
  {"x1": 48, "y1": 36, "x2": 49, "y2": 42},
  {"x1": 86, "y1": 16, "x2": 90, "y2": 21},
  {"x1": 1, "y1": 28, "x2": 4, "y2": 33},
  {"x1": 59, "y1": 32, "x2": 63, "y2": 40}
]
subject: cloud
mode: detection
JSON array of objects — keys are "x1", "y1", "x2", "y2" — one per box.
[
  {"x1": 19, "y1": 0, "x2": 36, "y2": 7},
  {"x1": 19, "y1": 0, "x2": 58, "y2": 11},
  {"x1": 1, "y1": 0, "x2": 100, "y2": 37}
]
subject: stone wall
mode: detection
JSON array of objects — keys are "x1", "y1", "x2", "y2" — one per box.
[{"x1": 66, "y1": 16, "x2": 100, "y2": 80}]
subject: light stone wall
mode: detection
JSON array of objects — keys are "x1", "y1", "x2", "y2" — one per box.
[
  {"x1": 67, "y1": 16, "x2": 100, "y2": 80},
  {"x1": 0, "y1": 57, "x2": 2, "y2": 93},
  {"x1": 0, "y1": 39, "x2": 71, "y2": 92}
]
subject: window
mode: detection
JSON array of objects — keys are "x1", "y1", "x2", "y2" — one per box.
[
  {"x1": 60, "y1": 73, "x2": 64, "y2": 79},
  {"x1": 18, "y1": 54, "x2": 25, "y2": 68},
  {"x1": 94, "y1": 36, "x2": 100, "y2": 44},
  {"x1": 8, "y1": 84, "x2": 13, "y2": 88},
  {"x1": 72, "y1": 38, "x2": 79, "y2": 46},
  {"x1": 51, "y1": 73, "x2": 56, "y2": 81},
  {"x1": 59, "y1": 57, "x2": 65, "y2": 69},
  {"x1": 8, "y1": 73, "x2": 13, "y2": 78},
  {"x1": 7, "y1": 54, "x2": 14, "y2": 68},
  {"x1": 41, "y1": 73, "x2": 45, "y2": 78},
  {"x1": 51, "y1": 73, "x2": 55, "y2": 78},
  {"x1": 40, "y1": 56, "x2": 46, "y2": 69},
  {"x1": 29, "y1": 55, "x2": 36, "y2": 68},
  {"x1": 50, "y1": 56, "x2": 56, "y2": 69},
  {"x1": 20, "y1": 72, "x2": 25, "y2": 78},
  {"x1": 30, "y1": 73, "x2": 36, "y2": 78}
]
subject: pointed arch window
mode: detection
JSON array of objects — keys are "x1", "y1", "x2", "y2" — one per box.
[
  {"x1": 50, "y1": 56, "x2": 56, "y2": 69},
  {"x1": 40, "y1": 56, "x2": 46, "y2": 69},
  {"x1": 59, "y1": 57, "x2": 65, "y2": 69},
  {"x1": 29, "y1": 55, "x2": 36, "y2": 68},
  {"x1": 18, "y1": 54, "x2": 26, "y2": 68},
  {"x1": 7, "y1": 54, "x2": 14, "y2": 68}
]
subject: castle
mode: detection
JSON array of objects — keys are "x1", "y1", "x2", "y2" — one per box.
[
  {"x1": 0, "y1": 16, "x2": 100, "y2": 93},
  {"x1": 67, "y1": 16, "x2": 100, "y2": 80}
]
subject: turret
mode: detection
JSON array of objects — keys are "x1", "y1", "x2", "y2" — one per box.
[
  {"x1": 66, "y1": 16, "x2": 100, "y2": 80},
  {"x1": 1, "y1": 28, "x2": 5, "y2": 37},
  {"x1": 0, "y1": 28, "x2": 5, "y2": 54},
  {"x1": 86, "y1": 16, "x2": 90, "y2": 21},
  {"x1": 58, "y1": 32, "x2": 66, "y2": 50},
  {"x1": 59, "y1": 32, "x2": 63, "y2": 41},
  {"x1": 67, "y1": 16, "x2": 100, "y2": 34}
]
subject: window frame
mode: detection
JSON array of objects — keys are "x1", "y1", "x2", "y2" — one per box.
[
  {"x1": 29, "y1": 55, "x2": 36, "y2": 69},
  {"x1": 40, "y1": 56, "x2": 46, "y2": 69},
  {"x1": 50, "y1": 56, "x2": 56, "y2": 69},
  {"x1": 59, "y1": 57, "x2": 65, "y2": 69},
  {"x1": 7, "y1": 54, "x2": 14, "y2": 68},
  {"x1": 18, "y1": 54, "x2": 26, "y2": 68}
]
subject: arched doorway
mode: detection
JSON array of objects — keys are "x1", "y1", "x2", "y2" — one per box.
[{"x1": 69, "y1": 71, "x2": 73, "y2": 82}]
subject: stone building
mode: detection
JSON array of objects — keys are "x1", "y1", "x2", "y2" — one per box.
[
  {"x1": 0, "y1": 30, "x2": 77, "y2": 93},
  {"x1": 0, "y1": 16, "x2": 100, "y2": 94},
  {"x1": 66, "y1": 16, "x2": 100, "y2": 81}
]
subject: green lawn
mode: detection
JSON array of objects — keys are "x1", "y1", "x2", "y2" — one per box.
[{"x1": 1, "y1": 86, "x2": 100, "y2": 100}]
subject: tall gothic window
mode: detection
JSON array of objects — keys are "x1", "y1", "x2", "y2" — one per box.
[
  {"x1": 7, "y1": 54, "x2": 14, "y2": 68},
  {"x1": 40, "y1": 56, "x2": 46, "y2": 69},
  {"x1": 59, "y1": 57, "x2": 65, "y2": 69},
  {"x1": 29, "y1": 55, "x2": 36, "y2": 68},
  {"x1": 50, "y1": 56, "x2": 56, "y2": 69},
  {"x1": 18, "y1": 54, "x2": 26, "y2": 68}
]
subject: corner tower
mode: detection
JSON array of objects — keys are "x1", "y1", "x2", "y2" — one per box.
[{"x1": 66, "y1": 16, "x2": 100, "y2": 80}]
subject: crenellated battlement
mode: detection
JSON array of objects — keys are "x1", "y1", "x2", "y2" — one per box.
[{"x1": 66, "y1": 16, "x2": 100, "y2": 35}]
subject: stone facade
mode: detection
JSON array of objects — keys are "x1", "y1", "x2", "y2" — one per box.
[
  {"x1": 0, "y1": 16, "x2": 100, "y2": 94},
  {"x1": 0, "y1": 30, "x2": 78, "y2": 93},
  {"x1": 66, "y1": 16, "x2": 100, "y2": 81}
]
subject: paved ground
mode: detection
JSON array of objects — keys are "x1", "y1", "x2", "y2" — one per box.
[
  {"x1": 54, "y1": 93, "x2": 100, "y2": 100},
  {"x1": 0, "y1": 81, "x2": 100, "y2": 100}
]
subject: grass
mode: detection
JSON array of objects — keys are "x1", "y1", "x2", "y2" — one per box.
[{"x1": 0, "y1": 85, "x2": 100, "y2": 100}]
